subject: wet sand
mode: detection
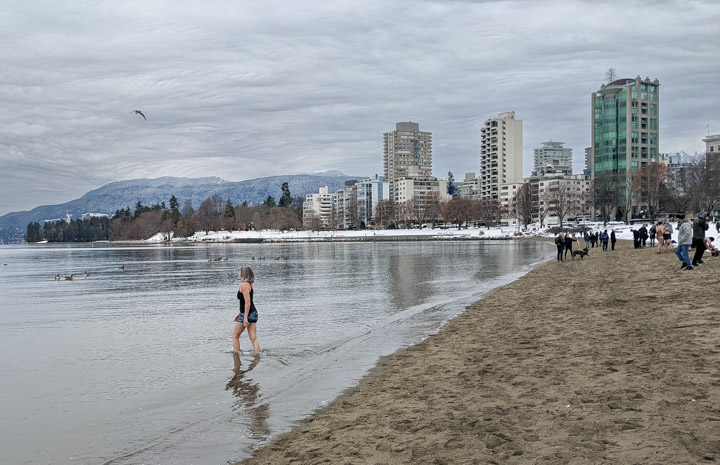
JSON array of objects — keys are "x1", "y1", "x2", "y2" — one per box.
[{"x1": 238, "y1": 240, "x2": 719, "y2": 464}]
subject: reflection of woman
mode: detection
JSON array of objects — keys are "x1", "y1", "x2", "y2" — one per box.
[
  {"x1": 226, "y1": 353, "x2": 269, "y2": 438},
  {"x1": 233, "y1": 266, "x2": 260, "y2": 354},
  {"x1": 226, "y1": 352, "x2": 261, "y2": 405}
]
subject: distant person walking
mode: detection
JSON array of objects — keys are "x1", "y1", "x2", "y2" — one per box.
[
  {"x1": 692, "y1": 213, "x2": 710, "y2": 267},
  {"x1": 655, "y1": 220, "x2": 668, "y2": 253},
  {"x1": 233, "y1": 266, "x2": 261, "y2": 354},
  {"x1": 584, "y1": 231, "x2": 591, "y2": 249},
  {"x1": 610, "y1": 230, "x2": 617, "y2": 251},
  {"x1": 555, "y1": 232, "x2": 565, "y2": 262},
  {"x1": 649, "y1": 223, "x2": 657, "y2": 247},
  {"x1": 564, "y1": 233, "x2": 575, "y2": 261},
  {"x1": 674, "y1": 214, "x2": 693, "y2": 270},
  {"x1": 601, "y1": 230, "x2": 609, "y2": 251},
  {"x1": 662, "y1": 219, "x2": 673, "y2": 250}
]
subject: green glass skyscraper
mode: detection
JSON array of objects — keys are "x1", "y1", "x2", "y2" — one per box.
[{"x1": 590, "y1": 76, "x2": 660, "y2": 218}]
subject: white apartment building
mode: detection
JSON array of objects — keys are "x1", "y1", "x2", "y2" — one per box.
[
  {"x1": 383, "y1": 122, "x2": 432, "y2": 202},
  {"x1": 479, "y1": 112, "x2": 523, "y2": 200},
  {"x1": 533, "y1": 140, "x2": 572, "y2": 175},
  {"x1": 302, "y1": 186, "x2": 334, "y2": 229},
  {"x1": 459, "y1": 172, "x2": 481, "y2": 197},
  {"x1": 395, "y1": 176, "x2": 450, "y2": 205},
  {"x1": 527, "y1": 171, "x2": 591, "y2": 226},
  {"x1": 499, "y1": 182, "x2": 524, "y2": 224},
  {"x1": 356, "y1": 176, "x2": 387, "y2": 228}
]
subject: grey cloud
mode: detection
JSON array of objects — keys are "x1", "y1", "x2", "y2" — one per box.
[{"x1": 0, "y1": 0, "x2": 718, "y2": 215}]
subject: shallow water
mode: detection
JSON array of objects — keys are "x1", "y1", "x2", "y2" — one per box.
[{"x1": 0, "y1": 240, "x2": 552, "y2": 465}]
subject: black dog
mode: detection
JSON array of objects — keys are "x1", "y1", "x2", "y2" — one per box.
[{"x1": 571, "y1": 248, "x2": 590, "y2": 260}]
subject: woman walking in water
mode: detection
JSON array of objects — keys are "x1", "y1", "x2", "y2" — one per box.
[{"x1": 233, "y1": 266, "x2": 260, "y2": 354}]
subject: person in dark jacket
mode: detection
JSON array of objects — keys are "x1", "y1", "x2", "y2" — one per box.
[
  {"x1": 600, "y1": 230, "x2": 609, "y2": 251},
  {"x1": 692, "y1": 213, "x2": 710, "y2": 266},
  {"x1": 555, "y1": 233, "x2": 565, "y2": 262},
  {"x1": 639, "y1": 224, "x2": 648, "y2": 248},
  {"x1": 632, "y1": 229, "x2": 641, "y2": 249},
  {"x1": 610, "y1": 230, "x2": 617, "y2": 251},
  {"x1": 564, "y1": 233, "x2": 575, "y2": 261}
]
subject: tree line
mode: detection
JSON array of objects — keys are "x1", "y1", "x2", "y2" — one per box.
[{"x1": 26, "y1": 182, "x2": 303, "y2": 242}]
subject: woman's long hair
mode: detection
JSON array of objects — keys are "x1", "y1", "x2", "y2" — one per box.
[{"x1": 239, "y1": 266, "x2": 255, "y2": 283}]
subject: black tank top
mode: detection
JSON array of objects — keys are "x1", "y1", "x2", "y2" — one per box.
[{"x1": 237, "y1": 287, "x2": 257, "y2": 313}]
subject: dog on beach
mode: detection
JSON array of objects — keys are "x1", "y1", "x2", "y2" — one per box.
[{"x1": 571, "y1": 248, "x2": 590, "y2": 260}]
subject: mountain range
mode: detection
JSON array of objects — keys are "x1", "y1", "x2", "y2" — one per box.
[{"x1": 0, "y1": 172, "x2": 363, "y2": 243}]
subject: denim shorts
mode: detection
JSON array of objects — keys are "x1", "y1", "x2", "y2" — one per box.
[{"x1": 237, "y1": 310, "x2": 258, "y2": 324}]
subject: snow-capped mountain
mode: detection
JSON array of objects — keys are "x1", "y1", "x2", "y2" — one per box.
[{"x1": 0, "y1": 173, "x2": 362, "y2": 243}]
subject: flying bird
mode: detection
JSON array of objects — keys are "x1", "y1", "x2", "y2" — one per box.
[{"x1": 132, "y1": 110, "x2": 147, "y2": 121}]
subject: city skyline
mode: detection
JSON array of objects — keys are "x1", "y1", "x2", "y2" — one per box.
[{"x1": 1, "y1": 1, "x2": 718, "y2": 216}]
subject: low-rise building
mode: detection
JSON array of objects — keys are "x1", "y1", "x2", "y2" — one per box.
[{"x1": 302, "y1": 186, "x2": 334, "y2": 229}]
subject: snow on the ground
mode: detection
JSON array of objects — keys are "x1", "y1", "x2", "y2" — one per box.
[{"x1": 142, "y1": 221, "x2": 697, "y2": 243}]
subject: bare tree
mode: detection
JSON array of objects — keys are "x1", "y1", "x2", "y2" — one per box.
[
  {"x1": 397, "y1": 199, "x2": 416, "y2": 227},
  {"x1": 685, "y1": 154, "x2": 719, "y2": 213},
  {"x1": 374, "y1": 200, "x2": 396, "y2": 228},
  {"x1": 606, "y1": 67, "x2": 617, "y2": 84},
  {"x1": 421, "y1": 192, "x2": 443, "y2": 226},
  {"x1": 410, "y1": 192, "x2": 442, "y2": 225},
  {"x1": 476, "y1": 198, "x2": 502, "y2": 229},
  {"x1": 268, "y1": 207, "x2": 302, "y2": 231},
  {"x1": 546, "y1": 183, "x2": 573, "y2": 228},
  {"x1": 442, "y1": 197, "x2": 475, "y2": 229},
  {"x1": 594, "y1": 173, "x2": 622, "y2": 226},
  {"x1": 631, "y1": 163, "x2": 669, "y2": 221},
  {"x1": 512, "y1": 183, "x2": 533, "y2": 228},
  {"x1": 195, "y1": 195, "x2": 224, "y2": 234},
  {"x1": 304, "y1": 212, "x2": 322, "y2": 231}
]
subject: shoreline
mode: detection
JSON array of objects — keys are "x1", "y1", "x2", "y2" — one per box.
[{"x1": 237, "y1": 239, "x2": 719, "y2": 464}]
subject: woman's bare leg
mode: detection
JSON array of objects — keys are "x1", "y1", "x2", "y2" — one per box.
[
  {"x1": 232, "y1": 322, "x2": 245, "y2": 352},
  {"x1": 247, "y1": 324, "x2": 260, "y2": 353}
]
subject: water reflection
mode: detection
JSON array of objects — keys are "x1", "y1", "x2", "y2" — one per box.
[{"x1": 226, "y1": 353, "x2": 269, "y2": 439}]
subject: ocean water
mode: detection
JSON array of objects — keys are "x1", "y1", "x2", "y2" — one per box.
[{"x1": 0, "y1": 240, "x2": 552, "y2": 465}]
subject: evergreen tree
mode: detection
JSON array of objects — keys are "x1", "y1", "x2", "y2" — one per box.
[
  {"x1": 223, "y1": 199, "x2": 236, "y2": 221},
  {"x1": 279, "y1": 182, "x2": 292, "y2": 208},
  {"x1": 265, "y1": 196, "x2": 277, "y2": 208},
  {"x1": 25, "y1": 222, "x2": 42, "y2": 242},
  {"x1": 169, "y1": 195, "x2": 179, "y2": 211},
  {"x1": 447, "y1": 171, "x2": 457, "y2": 196}
]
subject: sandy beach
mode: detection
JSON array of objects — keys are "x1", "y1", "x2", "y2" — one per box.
[{"x1": 237, "y1": 239, "x2": 719, "y2": 464}]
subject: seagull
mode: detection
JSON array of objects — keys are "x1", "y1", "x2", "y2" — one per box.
[{"x1": 132, "y1": 110, "x2": 147, "y2": 121}]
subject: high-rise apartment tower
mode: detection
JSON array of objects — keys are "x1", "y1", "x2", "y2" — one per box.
[
  {"x1": 479, "y1": 112, "x2": 523, "y2": 200},
  {"x1": 591, "y1": 76, "x2": 660, "y2": 216},
  {"x1": 383, "y1": 122, "x2": 432, "y2": 202}
]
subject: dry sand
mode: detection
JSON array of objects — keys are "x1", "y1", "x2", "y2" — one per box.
[{"x1": 238, "y1": 240, "x2": 719, "y2": 465}]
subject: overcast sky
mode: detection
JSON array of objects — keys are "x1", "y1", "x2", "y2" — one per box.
[{"x1": 1, "y1": 0, "x2": 718, "y2": 216}]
